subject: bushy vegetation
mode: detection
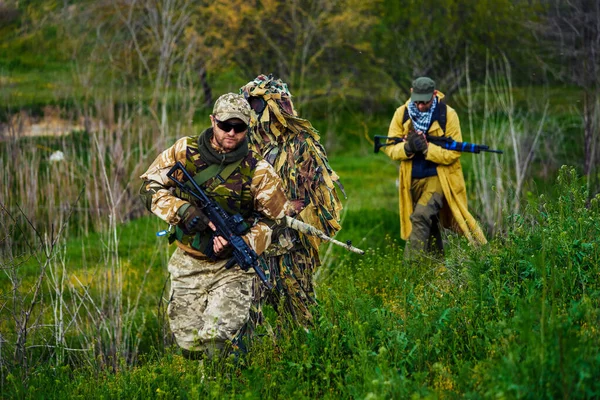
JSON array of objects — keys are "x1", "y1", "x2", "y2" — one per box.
[
  {"x1": 2, "y1": 163, "x2": 599, "y2": 399},
  {"x1": 2, "y1": 0, "x2": 600, "y2": 397}
]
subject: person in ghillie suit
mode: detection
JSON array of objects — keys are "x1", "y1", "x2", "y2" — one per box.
[{"x1": 239, "y1": 74, "x2": 344, "y2": 327}]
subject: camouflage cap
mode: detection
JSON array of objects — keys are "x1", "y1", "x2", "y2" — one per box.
[{"x1": 213, "y1": 93, "x2": 251, "y2": 125}]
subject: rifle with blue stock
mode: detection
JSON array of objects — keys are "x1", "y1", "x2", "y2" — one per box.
[
  {"x1": 166, "y1": 161, "x2": 272, "y2": 289},
  {"x1": 373, "y1": 135, "x2": 503, "y2": 154}
]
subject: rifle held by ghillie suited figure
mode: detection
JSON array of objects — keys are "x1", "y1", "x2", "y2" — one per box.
[
  {"x1": 373, "y1": 135, "x2": 503, "y2": 154},
  {"x1": 284, "y1": 216, "x2": 365, "y2": 255}
]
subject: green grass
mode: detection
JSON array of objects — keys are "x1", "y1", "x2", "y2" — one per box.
[
  {"x1": 0, "y1": 69, "x2": 72, "y2": 112},
  {"x1": 3, "y1": 155, "x2": 600, "y2": 399}
]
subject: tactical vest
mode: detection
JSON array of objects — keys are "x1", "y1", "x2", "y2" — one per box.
[
  {"x1": 171, "y1": 136, "x2": 259, "y2": 253},
  {"x1": 403, "y1": 101, "x2": 448, "y2": 180}
]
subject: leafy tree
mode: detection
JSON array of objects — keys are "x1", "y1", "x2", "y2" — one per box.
[
  {"x1": 198, "y1": 0, "x2": 383, "y2": 109},
  {"x1": 372, "y1": 0, "x2": 541, "y2": 94}
]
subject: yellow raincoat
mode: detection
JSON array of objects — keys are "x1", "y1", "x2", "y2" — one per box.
[{"x1": 383, "y1": 92, "x2": 487, "y2": 245}]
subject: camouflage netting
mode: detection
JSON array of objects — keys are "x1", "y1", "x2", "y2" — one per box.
[{"x1": 240, "y1": 74, "x2": 344, "y2": 326}]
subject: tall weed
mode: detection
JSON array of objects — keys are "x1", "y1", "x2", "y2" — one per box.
[{"x1": 3, "y1": 167, "x2": 600, "y2": 397}]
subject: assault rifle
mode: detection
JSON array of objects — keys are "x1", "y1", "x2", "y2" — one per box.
[
  {"x1": 373, "y1": 135, "x2": 503, "y2": 154},
  {"x1": 167, "y1": 161, "x2": 272, "y2": 289}
]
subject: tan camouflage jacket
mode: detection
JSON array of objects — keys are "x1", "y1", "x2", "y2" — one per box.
[{"x1": 140, "y1": 136, "x2": 292, "y2": 257}]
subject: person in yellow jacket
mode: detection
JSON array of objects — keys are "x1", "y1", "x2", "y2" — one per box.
[{"x1": 383, "y1": 77, "x2": 487, "y2": 258}]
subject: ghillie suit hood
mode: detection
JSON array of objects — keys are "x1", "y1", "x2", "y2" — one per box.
[{"x1": 240, "y1": 74, "x2": 344, "y2": 246}]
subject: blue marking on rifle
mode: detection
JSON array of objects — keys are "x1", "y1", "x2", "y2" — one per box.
[{"x1": 373, "y1": 135, "x2": 503, "y2": 154}]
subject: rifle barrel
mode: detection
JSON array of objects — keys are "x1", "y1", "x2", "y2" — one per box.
[{"x1": 284, "y1": 216, "x2": 365, "y2": 255}]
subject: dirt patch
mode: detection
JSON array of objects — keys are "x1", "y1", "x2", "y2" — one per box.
[{"x1": 0, "y1": 106, "x2": 97, "y2": 140}]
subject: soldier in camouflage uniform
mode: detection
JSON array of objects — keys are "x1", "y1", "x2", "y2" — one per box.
[
  {"x1": 140, "y1": 93, "x2": 293, "y2": 359},
  {"x1": 239, "y1": 75, "x2": 344, "y2": 327}
]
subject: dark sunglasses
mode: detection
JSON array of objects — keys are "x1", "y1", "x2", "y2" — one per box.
[
  {"x1": 414, "y1": 98, "x2": 433, "y2": 106},
  {"x1": 215, "y1": 119, "x2": 248, "y2": 133},
  {"x1": 248, "y1": 96, "x2": 267, "y2": 114}
]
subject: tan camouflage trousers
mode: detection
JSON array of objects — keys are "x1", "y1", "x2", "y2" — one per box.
[
  {"x1": 406, "y1": 176, "x2": 445, "y2": 258},
  {"x1": 167, "y1": 247, "x2": 255, "y2": 358}
]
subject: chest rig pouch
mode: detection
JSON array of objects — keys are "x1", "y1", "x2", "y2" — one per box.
[{"x1": 170, "y1": 157, "x2": 253, "y2": 255}]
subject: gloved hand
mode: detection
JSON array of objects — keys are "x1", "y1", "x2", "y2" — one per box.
[
  {"x1": 403, "y1": 130, "x2": 418, "y2": 154},
  {"x1": 412, "y1": 132, "x2": 428, "y2": 153},
  {"x1": 178, "y1": 204, "x2": 210, "y2": 234},
  {"x1": 405, "y1": 130, "x2": 428, "y2": 154}
]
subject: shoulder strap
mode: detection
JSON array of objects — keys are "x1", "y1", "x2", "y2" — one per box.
[
  {"x1": 206, "y1": 158, "x2": 244, "y2": 191},
  {"x1": 190, "y1": 158, "x2": 244, "y2": 190},
  {"x1": 192, "y1": 164, "x2": 221, "y2": 187},
  {"x1": 402, "y1": 106, "x2": 410, "y2": 125},
  {"x1": 437, "y1": 101, "x2": 447, "y2": 133}
]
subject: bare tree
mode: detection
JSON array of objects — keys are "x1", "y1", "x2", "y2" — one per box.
[
  {"x1": 533, "y1": 0, "x2": 600, "y2": 188},
  {"x1": 61, "y1": 0, "x2": 203, "y2": 138},
  {"x1": 110, "y1": 0, "x2": 196, "y2": 137}
]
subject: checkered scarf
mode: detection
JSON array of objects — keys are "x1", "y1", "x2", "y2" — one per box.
[{"x1": 407, "y1": 96, "x2": 438, "y2": 133}]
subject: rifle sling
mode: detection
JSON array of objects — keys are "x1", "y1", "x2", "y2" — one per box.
[
  {"x1": 174, "y1": 159, "x2": 243, "y2": 252},
  {"x1": 208, "y1": 160, "x2": 243, "y2": 191},
  {"x1": 186, "y1": 159, "x2": 243, "y2": 191}
]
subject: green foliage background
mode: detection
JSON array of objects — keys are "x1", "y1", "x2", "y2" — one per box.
[{"x1": 1, "y1": 0, "x2": 600, "y2": 398}]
